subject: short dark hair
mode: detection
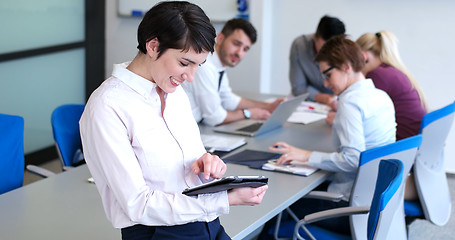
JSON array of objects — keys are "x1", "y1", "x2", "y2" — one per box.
[
  {"x1": 221, "y1": 18, "x2": 257, "y2": 44},
  {"x1": 315, "y1": 35, "x2": 364, "y2": 72},
  {"x1": 315, "y1": 15, "x2": 345, "y2": 41},
  {"x1": 136, "y1": 1, "x2": 216, "y2": 59}
]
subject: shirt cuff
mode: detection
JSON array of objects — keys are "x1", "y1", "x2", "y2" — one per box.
[
  {"x1": 223, "y1": 94, "x2": 241, "y2": 111},
  {"x1": 307, "y1": 151, "x2": 328, "y2": 168},
  {"x1": 201, "y1": 190, "x2": 230, "y2": 217},
  {"x1": 308, "y1": 91, "x2": 318, "y2": 101},
  {"x1": 202, "y1": 108, "x2": 227, "y2": 126}
]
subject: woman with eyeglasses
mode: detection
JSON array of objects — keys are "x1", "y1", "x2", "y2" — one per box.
[
  {"x1": 264, "y1": 35, "x2": 396, "y2": 235},
  {"x1": 356, "y1": 31, "x2": 428, "y2": 141}
]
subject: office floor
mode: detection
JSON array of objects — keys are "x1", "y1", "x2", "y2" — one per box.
[
  {"x1": 23, "y1": 160, "x2": 455, "y2": 240},
  {"x1": 23, "y1": 158, "x2": 64, "y2": 185}
]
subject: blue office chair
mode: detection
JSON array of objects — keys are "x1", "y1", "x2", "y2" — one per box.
[
  {"x1": 271, "y1": 135, "x2": 422, "y2": 240},
  {"x1": 405, "y1": 101, "x2": 455, "y2": 226},
  {"x1": 0, "y1": 113, "x2": 24, "y2": 195},
  {"x1": 26, "y1": 104, "x2": 85, "y2": 177},
  {"x1": 51, "y1": 104, "x2": 85, "y2": 168},
  {"x1": 294, "y1": 159, "x2": 404, "y2": 240},
  {"x1": 367, "y1": 160, "x2": 404, "y2": 240}
]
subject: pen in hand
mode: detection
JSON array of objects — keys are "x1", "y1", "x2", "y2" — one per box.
[{"x1": 269, "y1": 159, "x2": 290, "y2": 166}]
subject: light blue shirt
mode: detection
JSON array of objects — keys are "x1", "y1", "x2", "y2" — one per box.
[{"x1": 308, "y1": 79, "x2": 396, "y2": 201}]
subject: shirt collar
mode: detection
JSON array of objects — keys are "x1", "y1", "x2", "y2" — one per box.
[
  {"x1": 209, "y1": 50, "x2": 226, "y2": 72},
  {"x1": 112, "y1": 62, "x2": 157, "y2": 99},
  {"x1": 339, "y1": 79, "x2": 374, "y2": 98}
]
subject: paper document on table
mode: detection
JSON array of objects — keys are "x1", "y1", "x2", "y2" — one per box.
[
  {"x1": 297, "y1": 101, "x2": 331, "y2": 114},
  {"x1": 264, "y1": 97, "x2": 279, "y2": 103},
  {"x1": 287, "y1": 101, "x2": 329, "y2": 124},
  {"x1": 287, "y1": 111, "x2": 327, "y2": 124},
  {"x1": 262, "y1": 160, "x2": 319, "y2": 176},
  {"x1": 201, "y1": 134, "x2": 246, "y2": 152}
]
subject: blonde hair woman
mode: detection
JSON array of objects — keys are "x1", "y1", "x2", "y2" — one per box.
[{"x1": 357, "y1": 31, "x2": 427, "y2": 140}]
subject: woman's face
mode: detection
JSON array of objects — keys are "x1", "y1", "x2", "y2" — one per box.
[
  {"x1": 319, "y1": 61, "x2": 349, "y2": 96},
  {"x1": 149, "y1": 42, "x2": 208, "y2": 93},
  {"x1": 362, "y1": 50, "x2": 377, "y2": 74}
]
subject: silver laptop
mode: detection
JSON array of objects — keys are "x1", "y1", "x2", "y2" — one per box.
[{"x1": 213, "y1": 93, "x2": 309, "y2": 137}]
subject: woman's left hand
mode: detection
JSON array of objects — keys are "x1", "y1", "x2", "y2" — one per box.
[
  {"x1": 325, "y1": 111, "x2": 336, "y2": 126},
  {"x1": 191, "y1": 153, "x2": 227, "y2": 180},
  {"x1": 228, "y1": 185, "x2": 268, "y2": 206}
]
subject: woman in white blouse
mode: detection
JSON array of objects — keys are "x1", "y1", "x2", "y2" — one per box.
[{"x1": 79, "y1": 2, "x2": 267, "y2": 240}]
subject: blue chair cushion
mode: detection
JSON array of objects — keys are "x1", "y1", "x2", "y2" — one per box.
[
  {"x1": 269, "y1": 220, "x2": 350, "y2": 240},
  {"x1": 404, "y1": 200, "x2": 424, "y2": 217},
  {"x1": 0, "y1": 113, "x2": 24, "y2": 194}
]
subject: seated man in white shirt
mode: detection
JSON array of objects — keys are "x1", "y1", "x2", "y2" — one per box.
[{"x1": 182, "y1": 18, "x2": 283, "y2": 126}]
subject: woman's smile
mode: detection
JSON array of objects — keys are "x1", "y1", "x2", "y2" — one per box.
[{"x1": 170, "y1": 76, "x2": 183, "y2": 87}]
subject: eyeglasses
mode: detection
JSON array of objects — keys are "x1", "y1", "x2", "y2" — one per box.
[{"x1": 321, "y1": 66, "x2": 338, "y2": 80}]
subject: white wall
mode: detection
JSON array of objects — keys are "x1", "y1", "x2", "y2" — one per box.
[{"x1": 105, "y1": 0, "x2": 455, "y2": 172}]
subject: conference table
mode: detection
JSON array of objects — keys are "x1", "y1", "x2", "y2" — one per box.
[
  {"x1": 203, "y1": 119, "x2": 336, "y2": 239},
  {"x1": 0, "y1": 99, "x2": 336, "y2": 240}
]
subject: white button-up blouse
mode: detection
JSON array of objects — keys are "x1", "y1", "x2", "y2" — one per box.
[{"x1": 80, "y1": 62, "x2": 229, "y2": 229}]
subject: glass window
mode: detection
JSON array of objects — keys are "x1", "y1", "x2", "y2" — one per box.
[
  {"x1": 0, "y1": 49, "x2": 85, "y2": 153},
  {"x1": 0, "y1": 0, "x2": 84, "y2": 54}
]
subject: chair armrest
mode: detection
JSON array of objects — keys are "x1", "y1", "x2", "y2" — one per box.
[
  {"x1": 303, "y1": 206, "x2": 370, "y2": 225},
  {"x1": 63, "y1": 166, "x2": 74, "y2": 171},
  {"x1": 303, "y1": 190, "x2": 344, "y2": 202},
  {"x1": 26, "y1": 165, "x2": 57, "y2": 178},
  {"x1": 294, "y1": 206, "x2": 370, "y2": 240}
]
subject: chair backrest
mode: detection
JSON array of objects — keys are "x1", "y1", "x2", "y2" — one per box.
[
  {"x1": 414, "y1": 101, "x2": 455, "y2": 226},
  {"x1": 51, "y1": 104, "x2": 85, "y2": 167},
  {"x1": 350, "y1": 134, "x2": 422, "y2": 240},
  {"x1": 367, "y1": 159, "x2": 404, "y2": 240},
  {"x1": 0, "y1": 113, "x2": 24, "y2": 195}
]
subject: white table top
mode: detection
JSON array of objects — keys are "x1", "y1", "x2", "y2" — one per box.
[{"x1": 0, "y1": 107, "x2": 335, "y2": 240}]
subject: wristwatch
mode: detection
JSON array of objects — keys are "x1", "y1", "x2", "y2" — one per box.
[{"x1": 243, "y1": 109, "x2": 251, "y2": 119}]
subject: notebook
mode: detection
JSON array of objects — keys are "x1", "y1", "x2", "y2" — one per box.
[
  {"x1": 213, "y1": 93, "x2": 309, "y2": 137},
  {"x1": 262, "y1": 160, "x2": 319, "y2": 176}
]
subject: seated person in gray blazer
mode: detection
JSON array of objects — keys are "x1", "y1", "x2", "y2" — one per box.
[{"x1": 289, "y1": 15, "x2": 345, "y2": 109}]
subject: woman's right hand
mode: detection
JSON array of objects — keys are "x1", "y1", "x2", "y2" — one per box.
[
  {"x1": 191, "y1": 153, "x2": 227, "y2": 180},
  {"x1": 227, "y1": 185, "x2": 268, "y2": 206},
  {"x1": 268, "y1": 141, "x2": 311, "y2": 165}
]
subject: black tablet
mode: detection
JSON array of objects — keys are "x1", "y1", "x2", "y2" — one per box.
[{"x1": 182, "y1": 175, "x2": 268, "y2": 196}]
